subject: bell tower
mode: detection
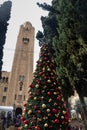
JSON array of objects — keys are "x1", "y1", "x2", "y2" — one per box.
[{"x1": 6, "y1": 21, "x2": 35, "y2": 107}]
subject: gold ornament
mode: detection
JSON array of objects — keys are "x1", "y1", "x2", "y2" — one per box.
[
  {"x1": 29, "y1": 103, "x2": 32, "y2": 106},
  {"x1": 54, "y1": 82, "x2": 56, "y2": 85},
  {"x1": 28, "y1": 110, "x2": 32, "y2": 115},
  {"x1": 54, "y1": 92, "x2": 57, "y2": 95},
  {"x1": 35, "y1": 84, "x2": 39, "y2": 88},
  {"x1": 47, "y1": 109, "x2": 50, "y2": 113},
  {"x1": 34, "y1": 97, "x2": 37, "y2": 100},
  {"x1": 42, "y1": 104, "x2": 46, "y2": 108},
  {"x1": 48, "y1": 98, "x2": 52, "y2": 102},
  {"x1": 63, "y1": 111, "x2": 66, "y2": 114},
  {"x1": 61, "y1": 116, "x2": 64, "y2": 119},
  {"x1": 55, "y1": 114, "x2": 59, "y2": 117},
  {"x1": 43, "y1": 67, "x2": 45, "y2": 71},
  {"x1": 44, "y1": 123, "x2": 48, "y2": 127},
  {"x1": 58, "y1": 87, "x2": 61, "y2": 90},
  {"x1": 25, "y1": 124, "x2": 28, "y2": 127},
  {"x1": 62, "y1": 98, "x2": 64, "y2": 101},
  {"x1": 47, "y1": 79, "x2": 51, "y2": 83},
  {"x1": 54, "y1": 102, "x2": 57, "y2": 106},
  {"x1": 47, "y1": 68, "x2": 51, "y2": 71}
]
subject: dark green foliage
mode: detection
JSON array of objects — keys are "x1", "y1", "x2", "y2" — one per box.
[
  {"x1": 0, "y1": 1, "x2": 12, "y2": 78},
  {"x1": 36, "y1": 1, "x2": 58, "y2": 47}
]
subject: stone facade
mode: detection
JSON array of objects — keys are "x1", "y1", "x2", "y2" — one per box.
[{"x1": 0, "y1": 21, "x2": 35, "y2": 115}]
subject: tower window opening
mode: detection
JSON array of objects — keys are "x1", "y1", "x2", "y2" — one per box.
[{"x1": 23, "y1": 38, "x2": 29, "y2": 43}]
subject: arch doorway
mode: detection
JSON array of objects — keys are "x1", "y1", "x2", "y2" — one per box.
[{"x1": 15, "y1": 107, "x2": 22, "y2": 117}]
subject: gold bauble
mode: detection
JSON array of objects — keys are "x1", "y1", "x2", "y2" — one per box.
[
  {"x1": 47, "y1": 79, "x2": 51, "y2": 83},
  {"x1": 62, "y1": 98, "x2": 64, "y2": 101},
  {"x1": 54, "y1": 92, "x2": 57, "y2": 95},
  {"x1": 25, "y1": 124, "x2": 28, "y2": 127},
  {"x1": 44, "y1": 123, "x2": 48, "y2": 127},
  {"x1": 35, "y1": 84, "x2": 39, "y2": 88},
  {"x1": 54, "y1": 82, "x2": 56, "y2": 85},
  {"x1": 34, "y1": 97, "x2": 37, "y2": 100},
  {"x1": 48, "y1": 98, "x2": 52, "y2": 102},
  {"x1": 47, "y1": 109, "x2": 50, "y2": 113},
  {"x1": 47, "y1": 68, "x2": 51, "y2": 71},
  {"x1": 63, "y1": 111, "x2": 66, "y2": 114},
  {"x1": 42, "y1": 104, "x2": 46, "y2": 108},
  {"x1": 29, "y1": 103, "x2": 32, "y2": 106},
  {"x1": 55, "y1": 114, "x2": 59, "y2": 117},
  {"x1": 54, "y1": 102, "x2": 57, "y2": 106},
  {"x1": 61, "y1": 116, "x2": 64, "y2": 119},
  {"x1": 28, "y1": 110, "x2": 32, "y2": 115}
]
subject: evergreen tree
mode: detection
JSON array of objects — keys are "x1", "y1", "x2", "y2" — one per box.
[
  {"x1": 19, "y1": 44, "x2": 71, "y2": 130},
  {"x1": 36, "y1": 0, "x2": 74, "y2": 102},
  {"x1": 0, "y1": 1, "x2": 12, "y2": 78}
]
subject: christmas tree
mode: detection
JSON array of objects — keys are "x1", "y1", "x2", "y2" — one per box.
[{"x1": 19, "y1": 44, "x2": 71, "y2": 130}]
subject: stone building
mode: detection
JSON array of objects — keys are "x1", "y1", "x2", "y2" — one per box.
[{"x1": 0, "y1": 21, "x2": 35, "y2": 116}]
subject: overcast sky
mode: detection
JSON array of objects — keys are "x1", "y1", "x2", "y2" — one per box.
[{"x1": 0, "y1": 0, "x2": 51, "y2": 72}]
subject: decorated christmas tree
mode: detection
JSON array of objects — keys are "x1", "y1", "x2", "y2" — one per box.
[{"x1": 19, "y1": 44, "x2": 71, "y2": 130}]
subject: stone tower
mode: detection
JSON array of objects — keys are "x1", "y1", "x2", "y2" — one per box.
[{"x1": 6, "y1": 22, "x2": 35, "y2": 112}]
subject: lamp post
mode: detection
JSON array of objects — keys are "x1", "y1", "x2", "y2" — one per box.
[{"x1": 13, "y1": 104, "x2": 16, "y2": 125}]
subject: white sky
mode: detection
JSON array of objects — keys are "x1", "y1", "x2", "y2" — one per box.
[{"x1": 0, "y1": 0, "x2": 51, "y2": 72}]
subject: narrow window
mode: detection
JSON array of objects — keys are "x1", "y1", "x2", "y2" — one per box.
[
  {"x1": 2, "y1": 96, "x2": 6, "y2": 102},
  {"x1": 4, "y1": 87, "x2": 8, "y2": 92},
  {"x1": 18, "y1": 95, "x2": 22, "y2": 101},
  {"x1": 14, "y1": 94, "x2": 17, "y2": 100}
]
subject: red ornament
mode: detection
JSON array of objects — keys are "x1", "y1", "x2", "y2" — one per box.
[
  {"x1": 34, "y1": 105, "x2": 37, "y2": 110},
  {"x1": 47, "y1": 91, "x2": 52, "y2": 96},
  {"x1": 18, "y1": 127, "x2": 20, "y2": 130},
  {"x1": 54, "y1": 119, "x2": 59, "y2": 123},
  {"x1": 29, "y1": 84, "x2": 34, "y2": 88},
  {"x1": 21, "y1": 116, "x2": 24, "y2": 121},
  {"x1": 23, "y1": 108, "x2": 27, "y2": 112},
  {"x1": 49, "y1": 125, "x2": 53, "y2": 128},
  {"x1": 52, "y1": 108, "x2": 57, "y2": 113},
  {"x1": 39, "y1": 72, "x2": 43, "y2": 75},
  {"x1": 38, "y1": 110, "x2": 41, "y2": 114},
  {"x1": 24, "y1": 120, "x2": 28, "y2": 124},
  {"x1": 57, "y1": 96, "x2": 60, "y2": 101},
  {"x1": 23, "y1": 103, "x2": 27, "y2": 107},
  {"x1": 29, "y1": 96, "x2": 32, "y2": 99},
  {"x1": 37, "y1": 126, "x2": 41, "y2": 130}
]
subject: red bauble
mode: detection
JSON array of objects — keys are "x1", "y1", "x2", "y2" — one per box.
[
  {"x1": 29, "y1": 84, "x2": 34, "y2": 88},
  {"x1": 34, "y1": 105, "x2": 37, "y2": 110},
  {"x1": 38, "y1": 110, "x2": 41, "y2": 114},
  {"x1": 23, "y1": 103, "x2": 27, "y2": 107},
  {"x1": 39, "y1": 72, "x2": 43, "y2": 75},
  {"x1": 47, "y1": 91, "x2": 52, "y2": 96},
  {"x1": 24, "y1": 120, "x2": 28, "y2": 124},
  {"x1": 52, "y1": 108, "x2": 57, "y2": 113},
  {"x1": 29, "y1": 96, "x2": 32, "y2": 99},
  {"x1": 21, "y1": 116, "x2": 24, "y2": 121},
  {"x1": 18, "y1": 127, "x2": 20, "y2": 130},
  {"x1": 54, "y1": 119, "x2": 59, "y2": 123},
  {"x1": 57, "y1": 96, "x2": 60, "y2": 101},
  {"x1": 23, "y1": 108, "x2": 27, "y2": 112},
  {"x1": 37, "y1": 126, "x2": 41, "y2": 130},
  {"x1": 49, "y1": 125, "x2": 52, "y2": 129}
]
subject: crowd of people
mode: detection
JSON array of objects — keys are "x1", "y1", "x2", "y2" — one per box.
[{"x1": 0, "y1": 111, "x2": 21, "y2": 130}]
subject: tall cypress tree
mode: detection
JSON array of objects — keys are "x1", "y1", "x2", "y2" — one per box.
[
  {"x1": 36, "y1": 1, "x2": 74, "y2": 103},
  {"x1": 0, "y1": 1, "x2": 12, "y2": 78}
]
